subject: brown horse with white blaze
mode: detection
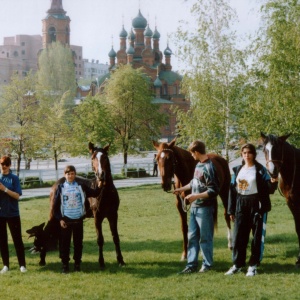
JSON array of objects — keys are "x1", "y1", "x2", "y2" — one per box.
[
  {"x1": 153, "y1": 138, "x2": 232, "y2": 260},
  {"x1": 261, "y1": 132, "x2": 300, "y2": 265}
]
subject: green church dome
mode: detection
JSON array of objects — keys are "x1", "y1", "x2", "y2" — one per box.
[{"x1": 132, "y1": 10, "x2": 147, "y2": 29}]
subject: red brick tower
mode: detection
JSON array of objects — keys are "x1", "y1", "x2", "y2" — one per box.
[{"x1": 42, "y1": 0, "x2": 71, "y2": 48}]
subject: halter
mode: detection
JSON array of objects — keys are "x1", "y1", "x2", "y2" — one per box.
[
  {"x1": 265, "y1": 140, "x2": 297, "y2": 197},
  {"x1": 265, "y1": 145, "x2": 284, "y2": 173},
  {"x1": 91, "y1": 149, "x2": 107, "y2": 183},
  {"x1": 159, "y1": 148, "x2": 177, "y2": 176}
]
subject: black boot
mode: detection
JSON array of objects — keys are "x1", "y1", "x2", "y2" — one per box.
[{"x1": 61, "y1": 264, "x2": 69, "y2": 274}]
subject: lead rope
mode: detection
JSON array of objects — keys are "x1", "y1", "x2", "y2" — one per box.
[{"x1": 172, "y1": 181, "x2": 190, "y2": 213}]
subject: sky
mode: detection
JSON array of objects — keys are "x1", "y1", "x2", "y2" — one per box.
[{"x1": 0, "y1": 0, "x2": 261, "y2": 71}]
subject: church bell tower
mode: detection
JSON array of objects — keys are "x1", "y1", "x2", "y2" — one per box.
[{"x1": 42, "y1": 0, "x2": 71, "y2": 48}]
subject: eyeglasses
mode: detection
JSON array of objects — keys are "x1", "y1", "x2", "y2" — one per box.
[{"x1": 0, "y1": 163, "x2": 8, "y2": 167}]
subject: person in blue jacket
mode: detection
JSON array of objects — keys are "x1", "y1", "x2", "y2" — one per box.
[{"x1": 0, "y1": 155, "x2": 27, "y2": 274}]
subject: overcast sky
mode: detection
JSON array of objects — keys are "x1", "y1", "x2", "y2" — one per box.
[{"x1": 0, "y1": 0, "x2": 261, "y2": 70}]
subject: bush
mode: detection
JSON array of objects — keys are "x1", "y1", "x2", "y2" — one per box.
[
  {"x1": 121, "y1": 167, "x2": 149, "y2": 178},
  {"x1": 76, "y1": 172, "x2": 96, "y2": 179}
]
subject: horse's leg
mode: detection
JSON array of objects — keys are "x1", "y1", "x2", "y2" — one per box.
[
  {"x1": 94, "y1": 213, "x2": 105, "y2": 270},
  {"x1": 175, "y1": 195, "x2": 188, "y2": 261},
  {"x1": 287, "y1": 200, "x2": 300, "y2": 266},
  {"x1": 219, "y1": 191, "x2": 232, "y2": 250},
  {"x1": 108, "y1": 212, "x2": 125, "y2": 267}
]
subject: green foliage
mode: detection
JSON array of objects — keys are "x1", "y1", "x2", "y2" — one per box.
[
  {"x1": 3, "y1": 187, "x2": 299, "y2": 299},
  {"x1": 35, "y1": 42, "x2": 77, "y2": 167},
  {"x1": 0, "y1": 71, "x2": 39, "y2": 174},
  {"x1": 174, "y1": 0, "x2": 248, "y2": 159},
  {"x1": 242, "y1": 0, "x2": 300, "y2": 145},
  {"x1": 104, "y1": 65, "x2": 166, "y2": 164},
  {"x1": 70, "y1": 94, "x2": 116, "y2": 156}
]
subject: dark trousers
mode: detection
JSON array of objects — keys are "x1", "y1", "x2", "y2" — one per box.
[
  {"x1": 0, "y1": 216, "x2": 26, "y2": 268},
  {"x1": 232, "y1": 194, "x2": 264, "y2": 268},
  {"x1": 153, "y1": 165, "x2": 158, "y2": 176},
  {"x1": 60, "y1": 217, "x2": 83, "y2": 265}
]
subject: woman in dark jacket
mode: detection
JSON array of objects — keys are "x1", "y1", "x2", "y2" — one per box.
[{"x1": 225, "y1": 144, "x2": 278, "y2": 277}]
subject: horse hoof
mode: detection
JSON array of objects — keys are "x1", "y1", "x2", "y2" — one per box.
[
  {"x1": 39, "y1": 261, "x2": 46, "y2": 266},
  {"x1": 119, "y1": 262, "x2": 126, "y2": 267}
]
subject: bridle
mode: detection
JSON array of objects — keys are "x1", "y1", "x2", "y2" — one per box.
[
  {"x1": 91, "y1": 149, "x2": 107, "y2": 183},
  {"x1": 264, "y1": 140, "x2": 297, "y2": 196},
  {"x1": 159, "y1": 148, "x2": 189, "y2": 212},
  {"x1": 264, "y1": 143, "x2": 284, "y2": 174},
  {"x1": 159, "y1": 148, "x2": 177, "y2": 177}
]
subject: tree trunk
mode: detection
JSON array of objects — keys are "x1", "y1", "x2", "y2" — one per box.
[
  {"x1": 16, "y1": 153, "x2": 21, "y2": 177},
  {"x1": 54, "y1": 149, "x2": 58, "y2": 170}
]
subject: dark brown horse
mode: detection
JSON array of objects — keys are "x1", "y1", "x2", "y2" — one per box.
[
  {"x1": 28, "y1": 143, "x2": 125, "y2": 269},
  {"x1": 88, "y1": 143, "x2": 125, "y2": 269},
  {"x1": 261, "y1": 132, "x2": 300, "y2": 265},
  {"x1": 153, "y1": 138, "x2": 232, "y2": 260}
]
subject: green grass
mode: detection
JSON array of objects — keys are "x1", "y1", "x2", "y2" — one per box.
[{"x1": 2, "y1": 185, "x2": 300, "y2": 300}]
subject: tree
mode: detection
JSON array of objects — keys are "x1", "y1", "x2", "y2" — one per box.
[
  {"x1": 70, "y1": 94, "x2": 116, "y2": 156},
  {"x1": 103, "y1": 64, "x2": 166, "y2": 165},
  {"x1": 0, "y1": 71, "x2": 38, "y2": 175},
  {"x1": 241, "y1": 0, "x2": 300, "y2": 146},
  {"x1": 36, "y1": 42, "x2": 77, "y2": 169},
  {"x1": 174, "y1": 0, "x2": 248, "y2": 160}
]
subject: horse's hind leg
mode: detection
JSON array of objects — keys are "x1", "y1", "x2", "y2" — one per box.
[
  {"x1": 287, "y1": 201, "x2": 300, "y2": 266},
  {"x1": 219, "y1": 191, "x2": 232, "y2": 250},
  {"x1": 108, "y1": 213, "x2": 125, "y2": 267}
]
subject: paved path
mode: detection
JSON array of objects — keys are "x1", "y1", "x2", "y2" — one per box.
[
  {"x1": 20, "y1": 149, "x2": 267, "y2": 200},
  {"x1": 21, "y1": 176, "x2": 161, "y2": 199}
]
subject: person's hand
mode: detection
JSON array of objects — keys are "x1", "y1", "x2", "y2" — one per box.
[
  {"x1": 60, "y1": 220, "x2": 67, "y2": 228},
  {"x1": 0, "y1": 183, "x2": 6, "y2": 192},
  {"x1": 230, "y1": 215, "x2": 235, "y2": 222},
  {"x1": 271, "y1": 177, "x2": 278, "y2": 183},
  {"x1": 184, "y1": 194, "x2": 196, "y2": 203}
]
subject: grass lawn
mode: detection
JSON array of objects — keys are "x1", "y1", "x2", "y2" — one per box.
[{"x1": 1, "y1": 185, "x2": 300, "y2": 300}]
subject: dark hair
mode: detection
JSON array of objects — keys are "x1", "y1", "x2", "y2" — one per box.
[
  {"x1": 0, "y1": 156, "x2": 11, "y2": 166},
  {"x1": 188, "y1": 140, "x2": 206, "y2": 154},
  {"x1": 241, "y1": 143, "x2": 257, "y2": 159},
  {"x1": 64, "y1": 165, "x2": 76, "y2": 174}
]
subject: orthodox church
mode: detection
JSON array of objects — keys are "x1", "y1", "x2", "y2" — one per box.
[{"x1": 97, "y1": 10, "x2": 189, "y2": 141}]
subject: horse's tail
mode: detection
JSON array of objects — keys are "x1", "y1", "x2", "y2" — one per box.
[{"x1": 213, "y1": 198, "x2": 218, "y2": 233}]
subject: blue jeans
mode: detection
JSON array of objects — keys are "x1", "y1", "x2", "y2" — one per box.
[{"x1": 186, "y1": 206, "x2": 214, "y2": 268}]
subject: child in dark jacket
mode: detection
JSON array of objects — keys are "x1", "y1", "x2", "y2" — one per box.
[{"x1": 53, "y1": 165, "x2": 100, "y2": 273}]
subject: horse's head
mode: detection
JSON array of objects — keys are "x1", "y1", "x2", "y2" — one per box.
[
  {"x1": 261, "y1": 132, "x2": 290, "y2": 178},
  {"x1": 152, "y1": 138, "x2": 177, "y2": 192},
  {"x1": 89, "y1": 142, "x2": 111, "y2": 186}
]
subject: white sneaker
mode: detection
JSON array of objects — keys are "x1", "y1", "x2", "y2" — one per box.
[
  {"x1": 20, "y1": 266, "x2": 27, "y2": 273},
  {"x1": 246, "y1": 265, "x2": 257, "y2": 277},
  {"x1": 0, "y1": 266, "x2": 9, "y2": 274},
  {"x1": 225, "y1": 265, "x2": 242, "y2": 275}
]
